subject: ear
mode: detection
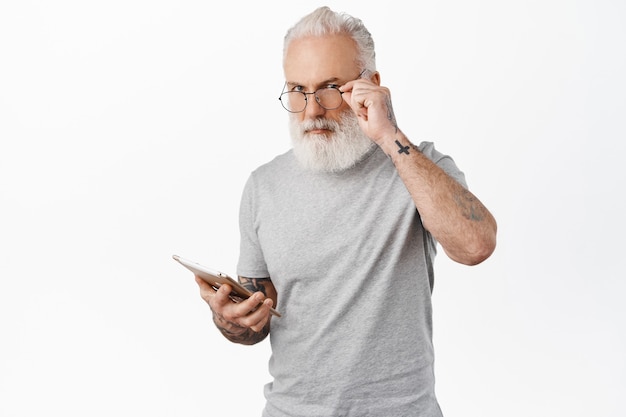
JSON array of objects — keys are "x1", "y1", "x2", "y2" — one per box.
[{"x1": 370, "y1": 71, "x2": 381, "y2": 86}]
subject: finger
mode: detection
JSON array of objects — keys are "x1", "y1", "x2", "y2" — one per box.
[
  {"x1": 244, "y1": 299, "x2": 274, "y2": 332},
  {"x1": 238, "y1": 292, "x2": 271, "y2": 319},
  {"x1": 213, "y1": 285, "x2": 261, "y2": 319},
  {"x1": 340, "y1": 76, "x2": 373, "y2": 92},
  {"x1": 347, "y1": 92, "x2": 369, "y2": 120},
  {"x1": 339, "y1": 79, "x2": 356, "y2": 93},
  {"x1": 214, "y1": 283, "x2": 234, "y2": 303},
  {"x1": 204, "y1": 283, "x2": 235, "y2": 313},
  {"x1": 241, "y1": 291, "x2": 267, "y2": 314},
  {"x1": 340, "y1": 90, "x2": 367, "y2": 120},
  {"x1": 345, "y1": 86, "x2": 373, "y2": 116},
  {"x1": 249, "y1": 318, "x2": 269, "y2": 333}
]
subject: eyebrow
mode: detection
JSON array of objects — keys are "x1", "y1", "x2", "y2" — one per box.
[{"x1": 286, "y1": 77, "x2": 343, "y2": 89}]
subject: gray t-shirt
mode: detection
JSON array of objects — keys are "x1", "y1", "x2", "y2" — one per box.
[{"x1": 237, "y1": 142, "x2": 466, "y2": 417}]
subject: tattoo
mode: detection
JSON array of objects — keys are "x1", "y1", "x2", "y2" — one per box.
[
  {"x1": 239, "y1": 277, "x2": 267, "y2": 296},
  {"x1": 395, "y1": 140, "x2": 410, "y2": 155},
  {"x1": 454, "y1": 189, "x2": 485, "y2": 222},
  {"x1": 385, "y1": 96, "x2": 398, "y2": 133},
  {"x1": 221, "y1": 324, "x2": 269, "y2": 344},
  {"x1": 213, "y1": 311, "x2": 270, "y2": 345}
]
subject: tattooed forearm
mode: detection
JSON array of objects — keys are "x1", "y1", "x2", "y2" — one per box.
[
  {"x1": 454, "y1": 188, "x2": 486, "y2": 222},
  {"x1": 239, "y1": 277, "x2": 267, "y2": 296}
]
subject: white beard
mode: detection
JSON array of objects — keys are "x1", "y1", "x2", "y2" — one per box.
[{"x1": 290, "y1": 110, "x2": 376, "y2": 173}]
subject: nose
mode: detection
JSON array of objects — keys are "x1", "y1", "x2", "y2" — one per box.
[{"x1": 303, "y1": 94, "x2": 326, "y2": 119}]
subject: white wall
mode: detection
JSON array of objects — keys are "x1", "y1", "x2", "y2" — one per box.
[{"x1": 1, "y1": 1, "x2": 624, "y2": 416}]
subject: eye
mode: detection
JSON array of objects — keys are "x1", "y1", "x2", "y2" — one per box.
[
  {"x1": 291, "y1": 85, "x2": 305, "y2": 92},
  {"x1": 325, "y1": 84, "x2": 340, "y2": 90}
]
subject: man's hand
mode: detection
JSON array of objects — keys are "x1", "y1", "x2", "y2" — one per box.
[
  {"x1": 340, "y1": 76, "x2": 399, "y2": 146},
  {"x1": 196, "y1": 276, "x2": 274, "y2": 344}
]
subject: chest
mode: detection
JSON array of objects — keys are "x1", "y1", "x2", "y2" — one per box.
[{"x1": 254, "y1": 165, "x2": 420, "y2": 279}]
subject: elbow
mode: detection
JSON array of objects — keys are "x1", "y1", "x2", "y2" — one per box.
[
  {"x1": 468, "y1": 218, "x2": 498, "y2": 265},
  {"x1": 464, "y1": 242, "x2": 496, "y2": 265},
  {"x1": 469, "y1": 229, "x2": 497, "y2": 265},
  {"x1": 448, "y1": 229, "x2": 497, "y2": 266}
]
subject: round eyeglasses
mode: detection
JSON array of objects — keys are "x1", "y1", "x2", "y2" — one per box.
[
  {"x1": 278, "y1": 70, "x2": 368, "y2": 113},
  {"x1": 279, "y1": 86, "x2": 344, "y2": 113}
]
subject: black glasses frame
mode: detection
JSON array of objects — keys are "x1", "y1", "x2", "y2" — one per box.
[{"x1": 278, "y1": 69, "x2": 368, "y2": 113}]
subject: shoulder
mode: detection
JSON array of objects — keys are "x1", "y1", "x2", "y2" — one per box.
[
  {"x1": 241, "y1": 149, "x2": 300, "y2": 198},
  {"x1": 416, "y1": 141, "x2": 448, "y2": 163},
  {"x1": 251, "y1": 149, "x2": 297, "y2": 179},
  {"x1": 417, "y1": 141, "x2": 467, "y2": 188}
]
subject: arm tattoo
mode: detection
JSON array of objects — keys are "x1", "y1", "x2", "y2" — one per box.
[
  {"x1": 389, "y1": 142, "x2": 420, "y2": 161},
  {"x1": 385, "y1": 96, "x2": 399, "y2": 133},
  {"x1": 239, "y1": 277, "x2": 267, "y2": 296},
  {"x1": 213, "y1": 312, "x2": 270, "y2": 345},
  {"x1": 454, "y1": 188, "x2": 486, "y2": 222},
  {"x1": 395, "y1": 140, "x2": 410, "y2": 155}
]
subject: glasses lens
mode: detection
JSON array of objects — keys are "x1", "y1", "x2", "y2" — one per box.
[
  {"x1": 316, "y1": 88, "x2": 343, "y2": 110},
  {"x1": 280, "y1": 91, "x2": 306, "y2": 113}
]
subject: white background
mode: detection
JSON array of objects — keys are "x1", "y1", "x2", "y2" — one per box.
[{"x1": 1, "y1": 1, "x2": 624, "y2": 416}]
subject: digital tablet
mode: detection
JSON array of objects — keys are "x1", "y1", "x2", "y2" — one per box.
[{"x1": 172, "y1": 255, "x2": 281, "y2": 317}]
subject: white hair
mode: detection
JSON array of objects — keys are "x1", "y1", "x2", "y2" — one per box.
[{"x1": 283, "y1": 6, "x2": 377, "y2": 72}]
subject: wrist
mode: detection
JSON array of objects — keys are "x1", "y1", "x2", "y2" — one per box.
[{"x1": 377, "y1": 132, "x2": 414, "y2": 156}]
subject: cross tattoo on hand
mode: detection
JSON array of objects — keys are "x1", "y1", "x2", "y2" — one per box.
[{"x1": 395, "y1": 140, "x2": 410, "y2": 155}]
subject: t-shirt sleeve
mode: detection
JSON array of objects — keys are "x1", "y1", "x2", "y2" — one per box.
[
  {"x1": 236, "y1": 173, "x2": 270, "y2": 278},
  {"x1": 418, "y1": 141, "x2": 468, "y2": 189}
]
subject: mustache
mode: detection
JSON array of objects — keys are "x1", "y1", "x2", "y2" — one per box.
[{"x1": 299, "y1": 118, "x2": 339, "y2": 133}]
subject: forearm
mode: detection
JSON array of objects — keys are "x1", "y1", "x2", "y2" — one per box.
[{"x1": 379, "y1": 132, "x2": 497, "y2": 265}]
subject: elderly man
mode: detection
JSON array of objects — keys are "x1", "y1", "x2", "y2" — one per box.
[{"x1": 196, "y1": 6, "x2": 497, "y2": 417}]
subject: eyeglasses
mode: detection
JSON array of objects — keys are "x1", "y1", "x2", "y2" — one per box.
[{"x1": 278, "y1": 69, "x2": 367, "y2": 113}]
